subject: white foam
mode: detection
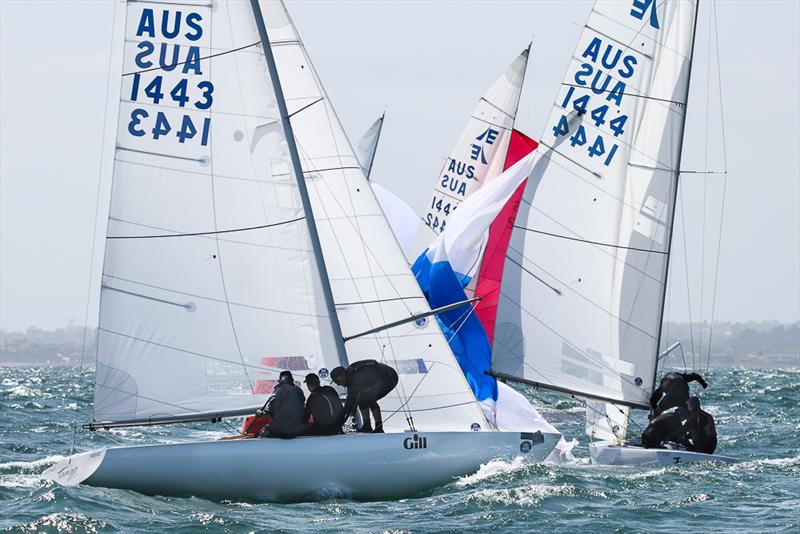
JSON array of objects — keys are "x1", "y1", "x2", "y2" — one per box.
[
  {"x1": 455, "y1": 457, "x2": 526, "y2": 487},
  {"x1": 467, "y1": 483, "x2": 574, "y2": 506},
  {"x1": 0, "y1": 454, "x2": 65, "y2": 473}
]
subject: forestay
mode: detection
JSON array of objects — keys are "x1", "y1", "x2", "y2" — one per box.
[
  {"x1": 411, "y1": 49, "x2": 530, "y2": 258},
  {"x1": 96, "y1": 0, "x2": 343, "y2": 424},
  {"x1": 493, "y1": 0, "x2": 698, "y2": 438},
  {"x1": 247, "y1": 1, "x2": 488, "y2": 432}
]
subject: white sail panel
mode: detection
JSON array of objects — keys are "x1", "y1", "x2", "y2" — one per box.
[
  {"x1": 95, "y1": 0, "x2": 342, "y2": 423},
  {"x1": 355, "y1": 114, "x2": 384, "y2": 179},
  {"x1": 494, "y1": 1, "x2": 697, "y2": 409},
  {"x1": 411, "y1": 49, "x2": 529, "y2": 258},
  {"x1": 265, "y1": 1, "x2": 487, "y2": 432}
]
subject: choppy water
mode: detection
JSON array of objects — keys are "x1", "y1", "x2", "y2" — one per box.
[{"x1": 1, "y1": 366, "x2": 797, "y2": 533}]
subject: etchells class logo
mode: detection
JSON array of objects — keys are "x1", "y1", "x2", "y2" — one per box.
[
  {"x1": 630, "y1": 0, "x2": 659, "y2": 29},
  {"x1": 403, "y1": 434, "x2": 427, "y2": 450}
]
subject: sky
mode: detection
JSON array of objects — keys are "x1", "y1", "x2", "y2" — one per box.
[{"x1": 1, "y1": 0, "x2": 798, "y2": 332}]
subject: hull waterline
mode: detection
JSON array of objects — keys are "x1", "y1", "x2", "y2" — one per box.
[{"x1": 43, "y1": 430, "x2": 560, "y2": 502}]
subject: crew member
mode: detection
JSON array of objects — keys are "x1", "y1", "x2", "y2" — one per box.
[
  {"x1": 302, "y1": 373, "x2": 344, "y2": 436},
  {"x1": 260, "y1": 370, "x2": 305, "y2": 439},
  {"x1": 331, "y1": 360, "x2": 399, "y2": 433},
  {"x1": 640, "y1": 408, "x2": 688, "y2": 449},
  {"x1": 649, "y1": 371, "x2": 708, "y2": 418},
  {"x1": 682, "y1": 396, "x2": 718, "y2": 454}
]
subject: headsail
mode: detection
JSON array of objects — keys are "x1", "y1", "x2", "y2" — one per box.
[
  {"x1": 493, "y1": 0, "x2": 699, "y2": 437},
  {"x1": 411, "y1": 48, "x2": 530, "y2": 258},
  {"x1": 96, "y1": 0, "x2": 342, "y2": 424},
  {"x1": 267, "y1": 0, "x2": 486, "y2": 431}
]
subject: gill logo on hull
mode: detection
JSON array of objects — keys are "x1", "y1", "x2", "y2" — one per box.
[{"x1": 403, "y1": 434, "x2": 427, "y2": 450}]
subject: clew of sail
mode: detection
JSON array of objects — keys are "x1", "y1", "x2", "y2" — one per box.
[
  {"x1": 265, "y1": 1, "x2": 487, "y2": 432},
  {"x1": 411, "y1": 48, "x2": 530, "y2": 258},
  {"x1": 493, "y1": 0, "x2": 698, "y2": 439}
]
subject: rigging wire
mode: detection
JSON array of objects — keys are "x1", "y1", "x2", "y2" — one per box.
[
  {"x1": 69, "y1": 0, "x2": 118, "y2": 456},
  {"x1": 705, "y1": 0, "x2": 730, "y2": 374},
  {"x1": 678, "y1": 187, "x2": 697, "y2": 370}
]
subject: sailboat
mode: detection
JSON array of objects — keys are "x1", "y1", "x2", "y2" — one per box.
[
  {"x1": 488, "y1": 0, "x2": 737, "y2": 466},
  {"x1": 42, "y1": 0, "x2": 561, "y2": 501}
]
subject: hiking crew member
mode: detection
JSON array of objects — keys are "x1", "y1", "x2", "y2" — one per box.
[
  {"x1": 331, "y1": 360, "x2": 399, "y2": 433},
  {"x1": 641, "y1": 408, "x2": 688, "y2": 449},
  {"x1": 649, "y1": 371, "x2": 708, "y2": 418},
  {"x1": 682, "y1": 396, "x2": 718, "y2": 454},
  {"x1": 260, "y1": 371, "x2": 305, "y2": 439},
  {"x1": 302, "y1": 373, "x2": 344, "y2": 436}
]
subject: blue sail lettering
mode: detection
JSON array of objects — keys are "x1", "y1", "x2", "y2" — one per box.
[
  {"x1": 185, "y1": 12, "x2": 203, "y2": 41},
  {"x1": 589, "y1": 70, "x2": 611, "y2": 95},
  {"x1": 182, "y1": 46, "x2": 202, "y2": 75},
  {"x1": 581, "y1": 37, "x2": 601, "y2": 62},
  {"x1": 607, "y1": 80, "x2": 626, "y2": 106},
  {"x1": 135, "y1": 41, "x2": 154, "y2": 69},
  {"x1": 619, "y1": 55, "x2": 637, "y2": 79},
  {"x1": 601, "y1": 46, "x2": 622, "y2": 70},
  {"x1": 158, "y1": 44, "x2": 181, "y2": 72},
  {"x1": 160, "y1": 10, "x2": 182, "y2": 39},
  {"x1": 136, "y1": 9, "x2": 156, "y2": 37},
  {"x1": 574, "y1": 63, "x2": 593, "y2": 86}
]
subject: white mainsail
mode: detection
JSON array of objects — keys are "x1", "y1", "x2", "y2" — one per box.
[
  {"x1": 96, "y1": 0, "x2": 344, "y2": 423},
  {"x1": 493, "y1": 0, "x2": 698, "y2": 440},
  {"x1": 411, "y1": 48, "x2": 530, "y2": 258},
  {"x1": 94, "y1": 0, "x2": 486, "y2": 433},
  {"x1": 266, "y1": 0, "x2": 487, "y2": 432}
]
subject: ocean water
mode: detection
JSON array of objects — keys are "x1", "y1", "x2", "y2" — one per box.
[{"x1": 0, "y1": 366, "x2": 797, "y2": 533}]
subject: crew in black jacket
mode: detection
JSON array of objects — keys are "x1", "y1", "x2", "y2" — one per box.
[
  {"x1": 302, "y1": 373, "x2": 344, "y2": 436},
  {"x1": 649, "y1": 371, "x2": 708, "y2": 417},
  {"x1": 331, "y1": 360, "x2": 398, "y2": 433},
  {"x1": 260, "y1": 371, "x2": 305, "y2": 439}
]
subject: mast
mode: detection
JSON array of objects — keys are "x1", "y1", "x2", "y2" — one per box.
[
  {"x1": 249, "y1": 0, "x2": 349, "y2": 368},
  {"x1": 650, "y1": 0, "x2": 702, "y2": 393}
]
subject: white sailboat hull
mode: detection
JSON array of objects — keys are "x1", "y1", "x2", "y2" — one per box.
[
  {"x1": 589, "y1": 441, "x2": 738, "y2": 466},
  {"x1": 44, "y1": 430, "x2": 560, "y2": 501}
]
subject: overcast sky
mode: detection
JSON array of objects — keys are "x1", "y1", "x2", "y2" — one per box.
[{"x1": 1, "y1": 0, "x2": 798, "y2": 332}]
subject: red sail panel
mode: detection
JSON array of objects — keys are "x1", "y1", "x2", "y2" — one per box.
[{"x1": 475, "y1": 129, "x2": 538, "y2": 345}]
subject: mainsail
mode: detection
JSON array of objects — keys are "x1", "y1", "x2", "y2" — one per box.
[
  {"x1": 411, "y1": 48, "x2": 530, "y2": 258},
  {"x1": 94, "y1": 0, "x2": 486, "y2": 433},
  {"x1": 492, "y1": 0, "x2": 699, "y2": 440}
]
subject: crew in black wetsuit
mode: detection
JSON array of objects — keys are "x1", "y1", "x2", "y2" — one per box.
[
  {"x1": 331, "y1": 360, "x2": 399, "y2": 433},
  {"x1": 641, "y1": 408, "x2": 688, "y2": 449},
  {"x1": 260, "y1": 371, "x2": 305, "y2": 439},
  {"x1": 682, "y1": 396, "x2": 718, "y2": 454},
  {"x1": 649, "y1": 371, "x2": 708, "y2": 418},
  {"x1": 302, "y1": 373, "x2": 344, "y2": 436}
]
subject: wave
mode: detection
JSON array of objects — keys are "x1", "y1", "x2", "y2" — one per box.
[{"x1": 0, "y1": 454, "x2": 65, "y2": 474}]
